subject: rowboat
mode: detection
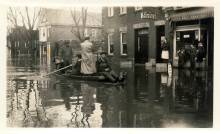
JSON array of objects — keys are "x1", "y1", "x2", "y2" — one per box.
[{"x1": 54, "y1": 72, "x2": 126, "y2": 85}]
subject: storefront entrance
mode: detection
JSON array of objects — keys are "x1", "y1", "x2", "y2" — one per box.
[
  {"x1": 173, "y1": 25, "x2": 209, "y2": 68},
  {"x1": 135, "y1": 28, "x2": 149, "y2": 64}
]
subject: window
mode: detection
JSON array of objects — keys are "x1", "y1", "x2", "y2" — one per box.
[
  {"x1": 108, "y1": 7, "x2": 114, "y2": 17},
  {"x1": 91, "y1": 29, "x2": 96, "y2": 36},
  {"x1": 134, "y1": 7, "x2": 143, "y2": 11},
  {"x1": 120, "y1": 7, "x2": 127, "y2": 14},
  {"x1": 84, "y1": 28, "x2": 89, "y2": 36},
  {"x1": 108, "y1": 33, "x2": 114, "y2": 55},
  {"x1": 120, "y1": 32, "x2": 127, "y2": 55},
  {"x1": 43, "y1": 28, "x2": 46, "y2": 37},
  {"x1": 47, "y1": 27, "x2": 50, "y2": 38}
]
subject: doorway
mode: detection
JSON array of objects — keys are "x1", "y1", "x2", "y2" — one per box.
[
  {"x1": 135, "y1": 28, "x2": 149, "y2": 64},
  {"x1": 156, "y1": 26, "x2": 165, "y2": 63},
  {"x1": 174, "y1": 26, "x2": 209, "y2": 67}
]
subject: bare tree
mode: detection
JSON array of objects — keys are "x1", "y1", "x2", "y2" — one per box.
[
  {"x1": 70, "y1": 7, "x2": 88, "y2": 42},
  {"x1": 7, "y1": 7, "x2": 43, "y2": 40},
  {"x1": 7, "y1": 7, "x2": 43, "y2": 58}
]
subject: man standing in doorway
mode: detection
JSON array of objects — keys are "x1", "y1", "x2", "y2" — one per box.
[{"x1": 80, "y1": 36, "x2": 97, "y2": 75}]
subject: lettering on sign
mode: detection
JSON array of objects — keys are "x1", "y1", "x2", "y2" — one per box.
[
  {"x1": 154, "y1": 20, "x2": 165, "y2": 26},
  {"x1": 141, "y1": 12, "x2": 157, "y2": 19}
]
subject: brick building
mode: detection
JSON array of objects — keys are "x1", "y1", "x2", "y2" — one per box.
[
  {"x1": 102, "y1": 7, "x2": 214, "y2": 68},
  {"x1": 102, "y1": 7, "x2": 165, "y2": 65}
]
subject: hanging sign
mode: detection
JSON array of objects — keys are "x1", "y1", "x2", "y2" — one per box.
[{"x1": 141, "y1": 12, "x2": 157, "y2": 19}]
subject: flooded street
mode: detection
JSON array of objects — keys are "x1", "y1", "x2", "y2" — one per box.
[{"x1": 7, "y1": 56, "x2": 213, "y2": 128}]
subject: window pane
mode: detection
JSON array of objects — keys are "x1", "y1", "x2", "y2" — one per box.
[
  {"x1": 122, "y1": 33, "x2": 126, "y2": 43},
  {"x1": 108, "y1": 7, "x2": 114, "y2": 17},
  {"x1": 110, "y1": 44, "x2": 114, "y2": 53},
  {"x1": 110, "y1": 34, "x2": 113, "y2": 44},
  {"x1": 122, "y1": 44, "x2": 127, "y2": 54}
]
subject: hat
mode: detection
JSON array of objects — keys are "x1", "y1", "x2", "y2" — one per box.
[
  {"x1": 84, "y1": 36, "x2": 90, "y2": 40},
  {"x1": 100, "y1": 51, "x2": 107, "y2": 55},
  {"x1": 64, "y1": 40, "x2": 70, "y2": 44}
]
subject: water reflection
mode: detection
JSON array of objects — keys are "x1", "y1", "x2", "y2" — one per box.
[{"x1": 7, "y1": 60, "x2": 213, "y2": 127}]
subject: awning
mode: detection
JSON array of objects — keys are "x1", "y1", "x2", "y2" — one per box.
[{"x1": 170, "y1": 7, "x2": 214, "y2": 21}]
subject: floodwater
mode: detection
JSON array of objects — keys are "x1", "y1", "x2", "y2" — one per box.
[{"x1": 7, "y1": 56, "x2": 213, "y2": 128}]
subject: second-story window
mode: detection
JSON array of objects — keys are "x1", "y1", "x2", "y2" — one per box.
[
  {"x1": 120, "y1": 7, "x2": 127, "y2": 15},
  {"x1": 134, "y1": 7, "x2": 143, "y2": 11},
  {"x1": 120, "y1": 32, "x2": 127, "y2": 55},
  {"x1": 108, "y1": 7, "x2": 114, "y2": 17}
]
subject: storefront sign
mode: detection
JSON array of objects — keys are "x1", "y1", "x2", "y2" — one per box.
[
  {"x1": 154, "y1": 20, "x2": 165, "y2": 26},
  {"x1": 141, "y1": 12, "x2": 157, "y2": 19},
  {"x1": 133, "y1": 22, "x2": 150, "y2": 29},
  {"x1": 183, "y1": 34, "x2": 190, "y2": 38},
  {"x1": 170, "y1": 7, "x2": 214, "y2": 21}
]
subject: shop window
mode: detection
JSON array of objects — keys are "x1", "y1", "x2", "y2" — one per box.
[
  {"x1": 120, "y1": 32, "x2": 127, "y2": 55},
  {"x1": 108, "y1": 33, "x2": 114, "y2": 55},
  {"x1": 108, "y1": 7, "x2": 114, "y2": 17},
  {"x1": 176, "y1": 30, "x2": 198, "y2": 57},
  {"x1": 134, "y1": 7, "x2": 143, "y2": 11},
  {"x1": 120, "y1": 7, "x2": 127, "y2": 15}
]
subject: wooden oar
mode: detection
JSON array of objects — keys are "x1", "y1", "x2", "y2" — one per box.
[{"x1": 41, "y1": 64, "x2": 73, "y2": 77}]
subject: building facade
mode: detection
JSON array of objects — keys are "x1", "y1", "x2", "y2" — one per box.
[
  {"x1": 37, "y1": 8, "x2": 103, "y2": 65},
  {"x1": 7, "y1": 26, "x2": 39, "y2": 58},
  {"x1": 102, "y1": 7, "x2": 165, "y2": 65},
  {"x1": 102, "y1": 7, "x2": 214, "y2": 68},
  {"x1": 165, "y1": 7, "x2": 214, "y2": 68}
]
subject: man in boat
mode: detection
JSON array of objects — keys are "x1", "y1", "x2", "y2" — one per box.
[
  {"x1": 72, "y1": 54, "x2": 82, "y2": 74},
  {"x1": 80, "y1": 36, "x2": 97, "y2": 75},
  {"x1": 61, "y1": 40, "x2": 73, "y2": 73},
  {"x1": 97, "y1": 52, "x2": 125, "y2": 82}
]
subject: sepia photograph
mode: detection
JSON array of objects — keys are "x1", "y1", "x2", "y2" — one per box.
[{"x1": 5, "y1": 5, "x2": 215, "y2": 128}]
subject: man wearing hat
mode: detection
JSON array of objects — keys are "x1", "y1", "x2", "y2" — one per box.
[
  {"x1": 80, "y1": 36, "x2": 97, "y2": 74},
  {"x1": 61, "y1": 40, "x2": 73, "y2": 73},
  {"x1": 96, "y1": 51, "x2": 122, "y2": 82}
]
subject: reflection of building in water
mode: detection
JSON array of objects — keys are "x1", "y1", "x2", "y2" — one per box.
[
  {"x1": 165, "y1": 69, "x2": 213, "y2": 127},
  {"x1": 7, "y1": 79, "x2": 49, "y2": 127},
  {"x1": 97, "y1": 85, "x2": 127, "y2": 127},
  {"x1": 41, "y1": 81, "x2": 102, "y2": 127}
]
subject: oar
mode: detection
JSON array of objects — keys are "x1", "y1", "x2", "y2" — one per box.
[{"x1": 41, "y1": 64, "x2": 73, "y2": 77}]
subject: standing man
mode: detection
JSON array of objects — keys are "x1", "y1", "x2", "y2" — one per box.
[
  {"x1": 190, "y1": 44, "x2": 197, "y2": 69},
  {"x1": 61, "y1": 40, "x2": 73, "y2": 73},
  {"x1": 80, "y1": 36, "x2": 97, "y2": 75},
  {"x1": 161, "y1": 38, "x2": 169, "y2": 63}
]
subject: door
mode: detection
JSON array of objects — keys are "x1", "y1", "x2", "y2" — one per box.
[
  {"x1": 156, "y1": 26, "x2": 165, "y2": 63},
  {"x1": 135, "y1": 29, "x2": 149, "y2": 64}
]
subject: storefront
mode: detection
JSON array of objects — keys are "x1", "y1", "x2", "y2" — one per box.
[{"x1": 168, "y1": 7, "x2": 214, "y2": 68}]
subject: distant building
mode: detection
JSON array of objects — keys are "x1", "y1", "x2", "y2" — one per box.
[
  {"x1": 102, "y1": 7, "x2": 214, "y2": 68},
  {"x1": 37, "y1": 8, "x2": 103, "y2": 65},
  {"x1": 7, "y1": 26, "x2": 39, "y2": 58}
]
